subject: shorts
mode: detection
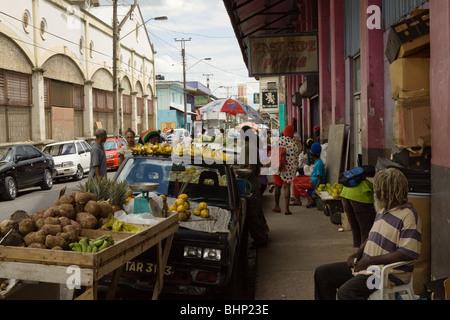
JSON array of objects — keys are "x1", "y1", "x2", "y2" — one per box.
[{"x1": 273, "y1": 175, "x2": 290, "y2": 186}]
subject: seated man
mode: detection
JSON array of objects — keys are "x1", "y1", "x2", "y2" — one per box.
[
  {"x1": 314, "y1": 168, "x2": 422, "y2": 300},
  {"x1": 291, "y1": 143, "x2": 325, "y2": 207}
]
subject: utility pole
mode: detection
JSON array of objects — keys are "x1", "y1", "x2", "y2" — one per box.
[
  {"x1": 203, "y1": 73, "x2": 213, "y2": 88},
  {"x1": 112, "y1": 0, "x2": 137, "y2": 137},
  {"x1": 175, "y1": 38, "x2": 191, "y2": 130}
]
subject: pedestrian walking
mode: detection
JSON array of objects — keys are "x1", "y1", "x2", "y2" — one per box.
[
  {"x1": 89, "y1": 128, "x2": 107, "y2": 178},
  {"x1": 272, "y1": 124, "x2": 301, "y2": 215}
]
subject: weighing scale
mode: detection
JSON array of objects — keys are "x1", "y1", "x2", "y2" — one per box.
[{"x1": 128, "y1": 182, "x2": 161, "y2": 216}]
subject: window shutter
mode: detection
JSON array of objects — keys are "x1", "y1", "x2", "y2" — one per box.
[
  {"x1": 123, "y1": 94, "x2": 131, "y2": 114},
  {"x1": 7, "y1": 72, "x2": 30, "y2": 106},
  {"x1": 73, "y1": 85, "x2": 84, "y2": 110},
  {"x1": 137, "y1": 97, "x2": 143, "y2": 116},
  {"x1": 44, "y1": 79, "x2": 51, "y2": 108},
  {"x1": 0, "y1": 72, "x2": 5, "y2": 104},
  {"x1": 147, "y1": 99, "x2": 153, "y2": 115}
]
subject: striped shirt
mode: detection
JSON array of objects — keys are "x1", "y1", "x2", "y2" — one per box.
[{"x1": 360, "y1": 202, "x2": 422, "y2": 285}]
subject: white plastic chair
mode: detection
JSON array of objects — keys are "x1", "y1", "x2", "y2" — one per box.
[{"x1": 368, "y1": 261, "x2": 416, "y2": 300}]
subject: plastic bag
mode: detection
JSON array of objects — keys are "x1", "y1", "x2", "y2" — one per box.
[{"x1": 102, "y1": 213, "x2": 143, "y2": 233}]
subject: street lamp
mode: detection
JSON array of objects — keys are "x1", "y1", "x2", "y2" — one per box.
[
  {"x1": 120, "y1": 16, "x2": 168, "y2": 40},
  {"x1": 186, "y1": 57, "x2": 211, "y2": 71}
]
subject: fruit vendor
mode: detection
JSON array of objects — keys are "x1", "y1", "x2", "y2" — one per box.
[
  {"x1": 291, "y1": 143, "x2": 325, "y2": 208},
  {"x1": 341, "y1": 175, "x2": 376, "y2": 249}
]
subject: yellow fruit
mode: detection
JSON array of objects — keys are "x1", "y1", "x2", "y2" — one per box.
[
  {"x1": 178, "y1": 212, "x2": 188, "y2": 221},
  {"x1": 169, "y1": 204, "x2": 177, "y2": 212},
  {"x1": 178, "y1": 194, "x2": 189, "y2": 200},
  {"x1": 177, "y1": 205, "x2": 186, "y2": 213},
  {"x1": 198, "y1": 202, "x2": 207, "y2": 210},
  {"x1": 126, "y1": 190, "x2": 133, "y2": 198},
  {"x1": 200, "y1": 209, "x2": 210, "y2": 218},
  {"x1": 184, "y1": 201, "x2": 190, "y2": 210},
  {"x1": 193, "y1": 208, "x2": 201, "y2": 216},
  {"x1": 160, "y1": 194, "x2": 167, "y2": 202},
  {"x1": 175, "y1": 198, "x2": 185, "y2": 206}
]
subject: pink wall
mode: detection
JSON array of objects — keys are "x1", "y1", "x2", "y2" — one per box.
[
  {"x1": 359, "y1": 0, "x2": 384, "y2": 150},
  {"x1": 330, "y1": 0, "x2": 346, "y2": 124},
  {"x1": 318, "y1": 0, "x2": 332, "y2": 140},
  {"x1": 430, "y1": 0, "x2": 450, "y2": 168}
]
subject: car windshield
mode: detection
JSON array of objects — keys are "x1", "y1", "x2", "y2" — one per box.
[
  {"x1": 104, "y1": 140, "x2": 118, "y2": 151},
  {"x1": 115, "y1": 157, "x2": 230, "y2": 207},
  {"x1": 0, "y1": 147, "x2": 13, "y2": 162},
  {"x1": 43, "y1": 143, "x2": 76, "y2": 156}
]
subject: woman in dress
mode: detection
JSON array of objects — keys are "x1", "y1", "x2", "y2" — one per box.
[
  {"x1": 118, "y1": 128, "x2": 137, "y2": 166},
  {"x1": 272, "y1": 125, "x2": 301, "y2": 215}
]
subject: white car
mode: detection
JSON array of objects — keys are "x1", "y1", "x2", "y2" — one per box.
[{"x1": 42, "y1": 140, "x2": 91, "y2": 181}]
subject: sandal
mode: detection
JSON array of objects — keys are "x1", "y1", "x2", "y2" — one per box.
[
  {"x1": 272, "y1": 207, "x2": 281, "y2": 213},
  {"x1": 284, "y1": 210, "x2": 292, "y2": 215}
]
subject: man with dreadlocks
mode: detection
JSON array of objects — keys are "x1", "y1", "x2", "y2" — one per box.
[{"x1": 313, "y1": 168, "x2": 422, "y2": 300}]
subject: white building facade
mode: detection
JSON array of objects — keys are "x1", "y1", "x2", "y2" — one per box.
[{"x1": 0, "y1": 0, "x2": 157, "y2": 146}]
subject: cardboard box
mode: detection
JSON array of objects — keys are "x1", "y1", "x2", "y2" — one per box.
[
  {"x1": 397, "y1": 34, "x2": 430, "y2": 59},
  {"x1": 385, "y1": 10, "x2": 430, "y2": 63},
  {"x1": 393, "y1": 91, "x2": 430, "y2": 149},
  {"x1": 390, "y1": 58, "x2": 430, "y2": 99}
]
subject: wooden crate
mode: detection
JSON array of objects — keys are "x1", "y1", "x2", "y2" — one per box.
[{"x1": 0, "y1": 213, "x2": 179, "y2": 288}]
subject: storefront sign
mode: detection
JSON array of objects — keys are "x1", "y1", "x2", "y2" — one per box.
[
  {"x1": 262, "y1": 90, "x2": 278, "y2": 109},
  {"x1": 161, "y1": 122, "x2": 176, "y2": 133},
  {"x1": 248, "y1": 33, "x2": 319, "y2": 77}
]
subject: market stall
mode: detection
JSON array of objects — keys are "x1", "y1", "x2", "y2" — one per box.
[{"x1": 0, "y1": 213, "x2": 178, "y2": 300}]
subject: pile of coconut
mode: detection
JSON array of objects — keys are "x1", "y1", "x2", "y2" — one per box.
[{"x1": 0, "y1": 190, "x2": 115, "y2": 250}]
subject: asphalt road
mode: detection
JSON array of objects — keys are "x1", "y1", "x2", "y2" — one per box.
[{"x1": 0, "y1": 171, "x2": 116, "y2": 221}]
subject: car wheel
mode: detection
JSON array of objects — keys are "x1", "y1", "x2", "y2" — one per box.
[
  {"x1": 40, "y1": 169, "x2": 53, "y2": 190},
  {"x1": 2, "y1": 176, "x2": 17, "y2": 200},
  {"x1": 73, "y1": 165, "x2": 84, "y2": 181}
]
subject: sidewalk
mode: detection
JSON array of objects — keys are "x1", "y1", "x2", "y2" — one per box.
[{"x1": 254, "y1": 190, "x2": 355, "y2": 300}]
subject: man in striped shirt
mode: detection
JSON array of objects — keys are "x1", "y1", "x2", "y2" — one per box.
[{"x1": 314, "y1": 168, "x2": 422, "y2": 300}]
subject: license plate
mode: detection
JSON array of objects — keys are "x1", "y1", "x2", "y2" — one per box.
[{"x1": 124, "y1": 261, "x2": 174, "y2": 276}]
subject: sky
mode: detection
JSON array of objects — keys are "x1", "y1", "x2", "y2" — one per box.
[{"x1": 99, "y1": 0, "x2": 260, "y2": 108}]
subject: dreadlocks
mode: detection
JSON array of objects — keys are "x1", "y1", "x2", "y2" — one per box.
[{"x1": 373, "y1": 168, "x2": 409, "y2": 212}]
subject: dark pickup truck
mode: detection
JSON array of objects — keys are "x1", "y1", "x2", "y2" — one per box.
[{"x1": 106, "y1": 154, "x2": 251, "y2": 298}]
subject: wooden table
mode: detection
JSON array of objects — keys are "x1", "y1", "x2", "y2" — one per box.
[{"x1": 0, "y1": 213, "x2": 178, "y2": 300}]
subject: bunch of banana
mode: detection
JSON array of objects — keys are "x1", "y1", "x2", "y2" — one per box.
[
  {"x1": 69, "y1": 235, "x2": 114, "y2": 253},
  {"x1": 131, "y1": 142, "x2": 173, "y2": 155}
]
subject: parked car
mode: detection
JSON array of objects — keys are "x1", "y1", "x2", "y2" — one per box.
[
  {"x1": 104, "y1": 137, "x2": 127, "y2": 170},
  {"x1": 0, "y1": 144, "x2": 56, "y2": 201},
  {"x1": 104, "y1": 154, "x2": 250, "y2": 298},
  {"x1": 42, "y1": 140, "x2": 91, "y2": 181}
]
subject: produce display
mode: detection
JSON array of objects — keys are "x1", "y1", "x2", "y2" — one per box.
[
  {"x1": 131, "y1": 142, "x2": 173, "y2": 156},
  {"x1": 131, "y1": 141, "x2": 231, "y2": 163},
  {"x1": 69, "y1": 235, "x2": 114, "y2": 253},
  {"x1": 169, "y1": 194, "x2": 210, "y2": 221},
  {"x1": 0, "y1": 178, "x2": 133, "y2": 251},
  {"x1": 317, "y1": 183, "x2": 343, "y2": 199}
]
